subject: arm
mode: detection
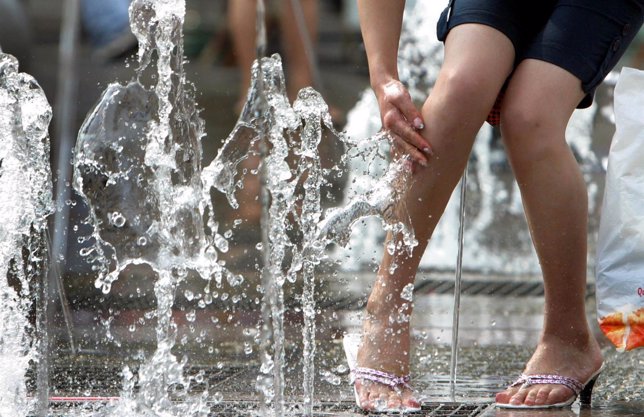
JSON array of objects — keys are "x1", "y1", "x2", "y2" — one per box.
[{"x1": 357, "y1": 0, "x2": 432, "y2": 165}]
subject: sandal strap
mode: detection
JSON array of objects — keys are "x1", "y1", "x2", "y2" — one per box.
[
  {"x1": 510, "y1": 374, "x2": 584, "y2": 395},
  {"x1": 351, "y1": 367, "x2": 411, "y2": 389}
]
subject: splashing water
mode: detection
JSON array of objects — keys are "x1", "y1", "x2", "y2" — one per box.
[
  {"x1": 73, "y1": 0, "x2": 222, "y2": 415},
  {"x1": 73, "y1": 0, "x2": 420, "y2": 414},
  {"x1": 0, "y1": 52, "x2": 53, "y2": 417},
  {"x1": 203, "y1": 52, "x2": 418, "y2": 415}
]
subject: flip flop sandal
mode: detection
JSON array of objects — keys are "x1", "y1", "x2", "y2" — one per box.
[
  {"x1": 496, "y1": 364, "x2": 604, "y2": 409},
  {"x1": 343, "y1": 333, "x2": 421, "y2": 413}
]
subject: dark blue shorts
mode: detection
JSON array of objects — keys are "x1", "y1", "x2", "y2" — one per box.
[{"x1": 436, "y1": 0, "x2": 644, "y2": 108}]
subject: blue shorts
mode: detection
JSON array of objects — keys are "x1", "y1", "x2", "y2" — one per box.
[{"x1": 436, "y1": 0, "x2": 644, "y2": 108}]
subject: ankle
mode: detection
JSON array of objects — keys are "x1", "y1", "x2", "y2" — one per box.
[
  {"x1": 540, "y1": 325, "x2": 597, "y2": 348},
  {"x1": 365, "y1": 299, "x2": 413, "y2": 328}
]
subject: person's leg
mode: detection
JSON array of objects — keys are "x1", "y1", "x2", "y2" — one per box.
[
  {"x1": 228, "y1": 0, "x2": 258, "y2": 113},
  {"x1": 496, "y1": 59, "x2": 603, "y2": 407},
  {"x1": 280, "y1": 0, "x2": 318, "y2": 100},
  {"x1": 355, "y1": 23, "x2": 515, "y2": 411}
]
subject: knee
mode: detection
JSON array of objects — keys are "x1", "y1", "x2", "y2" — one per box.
[
  {"x1": 500, "y1": 100, "x2": 564, "y2": 165},
  {"x1": 439, "y1": 68, "x2": 496, "y2": 109}
]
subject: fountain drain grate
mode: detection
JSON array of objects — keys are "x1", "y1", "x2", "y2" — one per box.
[
  {"x1": 27, "y1": 365, "x2": 251, "y2": 397},
  {"x1": 322, "y1": 278, "x2": 595, "y2": 311},
  {"x1": 413, "y1": 279, "x2": 595, "y2": 298},
  {"x1": 205, "y1": 401, "x2": 492, "y2": 417},
  {"x1": 40, "y1": 401, "x2": 492, "y2": 416},
  {"x1": 317, "y1": 402, "x2": 491, "y2": 417}
]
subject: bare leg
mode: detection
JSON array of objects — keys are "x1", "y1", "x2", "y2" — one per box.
[
  {"x1": 228, "y1": 0, "x2": 257, "y2": 113},
  {"x1": 355, "y1": 24, "x2": 515, "y2": 411},
  {"x1": 495, "y1": 59, "x2": 603, "y2": 407},
  {"x1": 280, "y1": 0, "x2": 318, "y2": 100}
]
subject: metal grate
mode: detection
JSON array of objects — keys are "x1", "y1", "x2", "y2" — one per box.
[
  {"x1": 28, "y1": 364, "x2": 251, "y2": 398},
  {"x1": 414, "y1": 279, "x2": 595, "y2": 298},
  {"x1": 321, "y1": 278, "x2": 595, "y2": 311},
  {"x1": 205, "y1": 401, "x2": 492, "y2": 417},
  {"x1": 40, "y1": 399, "x2": 491, "y2": 417}
]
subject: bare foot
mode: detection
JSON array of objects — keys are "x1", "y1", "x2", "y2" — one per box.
[
  {"x1": 495, "y1": 334, "x2": 603, "y2": 407},
  {"x1": 355, "y1": 313, "x2": 421, "y2": 411}
]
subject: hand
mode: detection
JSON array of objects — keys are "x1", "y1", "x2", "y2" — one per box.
[{"x1": 375, "y1": 79, "x2": 432, "y2": 167}]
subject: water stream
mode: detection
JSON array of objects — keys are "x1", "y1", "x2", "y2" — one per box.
[
  {"x1": 0, "y1": 52, "x2": 54, "y2": 417},
  {"x1": 70, "y1": 0, "x2": 418, "y2": 415}
]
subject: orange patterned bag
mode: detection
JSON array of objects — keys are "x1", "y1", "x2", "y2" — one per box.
[{"x1": 595, "y1": 67, "x2": 644, "y2": 351}]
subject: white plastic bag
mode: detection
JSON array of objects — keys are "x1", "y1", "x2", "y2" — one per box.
[{"x1": 596, "y1": 67, "x2": 644, "y2": 351}]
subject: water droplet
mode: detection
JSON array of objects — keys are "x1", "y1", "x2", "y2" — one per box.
[
  {"x1": 400, "y1": 283, "x2": 414, "y2": 301},
  {"x1": 335, "y1": 364, "x2": 348, "y2": 374},
  {"x1": 319, "y1": 369, "x2": 341, "y2": 385},
  {"x1": 213, "y1": 392, "x2": 223, "y2": 404},
  {"x1": 186, "y1": 309, "x2": 196, "y2": 322},
  {"x1": 214, "y1": 234, "x2": 229, "y2": 253},
  {"x1": 109, "y1": 211, "x2": 127, "y2": 227}
]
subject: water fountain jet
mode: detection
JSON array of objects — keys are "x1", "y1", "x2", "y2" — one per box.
[{"x1": 0, "y1": 51, "x2": 54, "y2": 417}]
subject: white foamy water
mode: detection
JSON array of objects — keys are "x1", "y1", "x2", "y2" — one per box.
[{"x1": 0, "y1": 52, "x2": 53, "y2": 417}]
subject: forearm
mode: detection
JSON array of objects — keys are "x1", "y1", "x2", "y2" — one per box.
[{"x1": 357, "y1": 0, "x2": 405, "y2": 88}]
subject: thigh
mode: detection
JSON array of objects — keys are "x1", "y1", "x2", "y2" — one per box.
[
  {"x1": 437, "y1": 0, "x2": 557, "y2": 54},
  {"x1": 502, "y1": 59, "x2": 585, "y2": 135},
  {"x1": 436, "y1": 23, "x2": 516, "y2": 114},
  {"x1": 522, "y1": 0, "x2": 644, "y2": 108}
]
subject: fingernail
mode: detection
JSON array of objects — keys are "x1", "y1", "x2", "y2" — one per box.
[
  {"x1": 413, "y1": 118, "x2": 424, "y2": 130},
  {"x1": 419, "y1": 159, "x2": 428, "y2": 167},
  {"x1": 423, "y1": 147, "x2": 433, "y2": 156}
]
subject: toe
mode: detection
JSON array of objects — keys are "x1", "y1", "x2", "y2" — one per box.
[
  {"x1": 404, "y1": 392, "x2": 421, "y2": 410},
  {"x1": 356, "y1": 381, "x2": 373, "y2": 411},
  {"x1": 534, "y1": 386, "x2": 552, "y2": 406},
  {"x1": 547, "y1": 385, "x2": 574, "y2": 406},
  {"x1": 373, "y1": 393, "x2": 390, "y2": 411},
  {"x1": 509, "y1": 388, "x2": 528, "y2": 406},
  {"x1": 387, "y1": 391, "x2": 403, "y2": 410},
  {"x1": 524, "y1": 388, "x2": 539, "y2": 406},
  {"x1": 495, "y1": 387, "x2": 517, "y2": 404}
]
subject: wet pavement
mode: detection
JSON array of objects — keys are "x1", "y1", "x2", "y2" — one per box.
[{"x1": 41, "y1": 271, "x2": 644, "y2": 416}]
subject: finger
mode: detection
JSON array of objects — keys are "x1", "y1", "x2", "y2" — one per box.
[
  {"x1": 395, "y1": 98, "x2": 425, "y2": 131},
  {"x1": 387, "y1": 115, "x2": 433, "y2": 155},
  {"x1": 391, "y1": 136, "x2": 428, "y2": 167},
  {"x1": 390, "y1": 144, "x2": 417, "y2": 169},
  {"x1": 383, "y1": 82, "x2": 425, "y2": 130}
]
